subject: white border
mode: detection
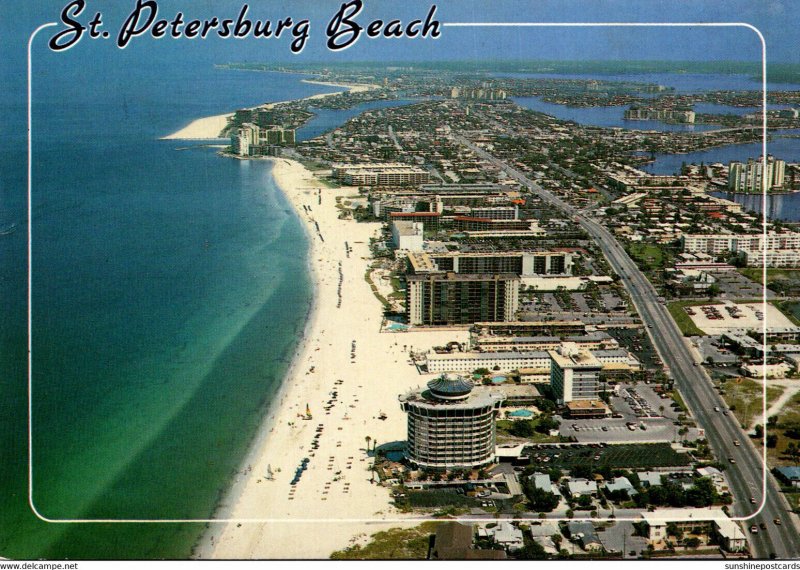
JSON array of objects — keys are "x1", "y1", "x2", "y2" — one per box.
[{"x1": 28, "y1": 21, "x2": 772, "y2": 527}]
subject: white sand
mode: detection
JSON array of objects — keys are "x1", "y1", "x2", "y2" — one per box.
[
  {"x1": 162, "y1": 113, "x2": 234, "y2": 140},
  {"x1": 194, "y1": 158, "x2": 467, "y2": 559},
  {"x1": 162, "y1": 81, "x2": 379, "y2": 141}
]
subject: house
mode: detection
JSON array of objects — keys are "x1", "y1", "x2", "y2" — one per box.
[
  {"x1": 487, "y1": 522, "x2": 525, "y2": 551},
  {"x1": 605, "y1": 477, "x2": 638, "y2": 497},
  {"x1": 528, "y1": 521, "x2": 561, "y2": 539},
  {"x1": 567, "y1": 478, "x2": 598, "y2": 497},
  {"x1": 431, "y1": 522, "x2": 507, "y2": 560},
  {"x1": 567, "y1": 521, "x2": 603, "y2": 551},
  {"x1": 696, "y1": 466, "x2": 729, "y2": 493},
  {"x1": 638, "y1": 471, "x2": 663, "y2": 488},
  {"x1": 775, "y1": 466, "x2": 800, "y2": 488},
  {"x1": 529, "y1": 472, "x2": 553, "y2": 493}
]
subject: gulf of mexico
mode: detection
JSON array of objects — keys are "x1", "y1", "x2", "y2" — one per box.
[
  {"x1": 1, "y1": 56, "x2": 331, "y2": 558},
  {"x1": 28, "y1": 138, "x2": 313, "y2": 554}
]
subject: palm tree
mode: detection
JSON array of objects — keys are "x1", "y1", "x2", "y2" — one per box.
[{"x1": 365, "y1": 436, "x2": 372, "y2": 452}]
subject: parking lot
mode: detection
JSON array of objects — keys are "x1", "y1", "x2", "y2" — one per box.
[
  {"x1": 559, "y1": 417, "x2": 701, "y2": 443},
  {"x1": 708, "y1": 270, "x2": 774, "y2": 300},
  {"x1": 686, "y1": 301, "x2": 795, "y2": 335},
  {"x1": 694, "y1": 335, "x2": 739, "y2": 365}
]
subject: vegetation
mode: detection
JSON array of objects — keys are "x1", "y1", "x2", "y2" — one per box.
[
  {"x1": 522, "y1": 479, "x2": 560, "y2": 513},
  {"x1": 666, "y1": 300, "x2": 708, "y2": 336},
  {"x1": 330, "y1": 522, "x2": 437, "y2": 559},
  {"x1": 719, "y1": 377, "x2": 784, "y2": 429}
]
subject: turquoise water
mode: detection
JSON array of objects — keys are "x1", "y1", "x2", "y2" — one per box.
[
  {"x1": 1, "y1": 50, "x2": 345, "y2": 558},
  {"x1": 508, "y1": 409, "x2": 533, "y2": 418}
]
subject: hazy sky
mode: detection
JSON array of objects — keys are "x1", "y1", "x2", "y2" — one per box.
[{"x1": 9, "y1": 0, "x2": 799, "y2": 65}]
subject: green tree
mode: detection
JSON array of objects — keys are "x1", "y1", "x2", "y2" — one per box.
[
  {"x1": 511, "y1": 420, "x2": 536, "y2": 438},
  {"x1": 523, "y1": 480, "x2": 561, "y2": 513},
  {"x1": 516, "y1": 539, "x2": 547, "y2": 560}
]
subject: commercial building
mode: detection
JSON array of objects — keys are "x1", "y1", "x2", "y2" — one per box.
[
  {"x1": 391, "y1": 221, "x2": 424, "y2": 252},
  {"x1": 473, "y1": 321, "x2": 587, "y2": 338},
  {"x1": 472, "y1": 331, "x2": 618, "y2": 353},
  {"x1": 389, "y1": 211, "x2": 441, "y2": 230},
  {"x1": 399, "y1": 375, "x2": 505, "y2": 470},
  {"x1": 332, "y1": 163, "x2": 430, "y2": 186},
  {"x1": 728, "y1": 156, "x2": 786, "y2": 192},
  {"x1": 406, "y1": 273, "x2": 520, "y2": 326},
  {"x1": 425, "y1": 346, "x2": 638, "y2": 375},
  {"x1": 640, "y1": 508, "x2": 747, "y2": 552},
  {"x1": 565, "y1": 400, "x2": 611, "y2": 419},
  {"x1": 549, "y1": 345, "x2": 602, "y2": 405}
]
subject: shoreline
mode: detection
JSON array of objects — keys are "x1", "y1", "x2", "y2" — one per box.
[
  {"x1": 161, "y1": 80, "x2": 380, "y2": 141},
  {"x1": 193, "y1": 157, "x2": 467, "y2": 559}
]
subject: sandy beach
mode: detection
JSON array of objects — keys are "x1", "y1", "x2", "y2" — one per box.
[
  {"x1": 194, "y1": 158, "x2": 467, "y2": 559},
  {"x1": 162, "y1": 80, "x2": 379, "y2": 141}
]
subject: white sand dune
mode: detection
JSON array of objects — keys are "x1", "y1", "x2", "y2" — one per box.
[{"x1": 194, "y1": 158, "x2": 467, "y2": 559}]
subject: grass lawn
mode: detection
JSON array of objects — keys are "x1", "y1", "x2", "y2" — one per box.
[
  {"x1": 783, "y1": 492, "x2": 800, "y2": 513},
  {"x1": 628, "y1": 243, "x2": 668, "y2": 271},
  {"x1": 741, "y1": 390, "x2": 800, "y2": 468},
  {"x1": 666, "y1": 300, "x2": 708, "y2": 336},
  {"x1": 330, "y1": 522, "x2": 438, "y2": 559},
  {"x1": 774, "y1": 300, "x2": 800, "y2": 327},
  {"x1": 738, "y1": 267, "x2": 800, "y2": 286},
  {"x1": 497, "y1": 419, "x2": 560, "y2": 443},
  {"x1": 720, "y1": 377, "x2": 784, "y2": 428}
]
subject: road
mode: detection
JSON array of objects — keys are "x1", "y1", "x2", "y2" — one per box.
[{"x1": 455, "y1": 133, "x2": 800, "y2": 559}]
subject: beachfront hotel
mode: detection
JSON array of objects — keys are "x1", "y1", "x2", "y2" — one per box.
[
  {"x1": 406, "y1": 272, "x2": 520, "y2": 326},
  {"x1": 399, "y1": 375, "x2": 505, "y2": 470},
  {"x1": 331, "y1": 162, "x2": 430, "y2": 186},
  {"x1": 406, "y1": 251, "x2": 574, "y2": 277}
]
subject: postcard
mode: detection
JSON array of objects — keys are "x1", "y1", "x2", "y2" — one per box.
[{"x1": 2, "y1": 0, "x2": 800, "y2": 563}]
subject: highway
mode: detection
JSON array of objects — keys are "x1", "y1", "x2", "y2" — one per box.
[{"x1": 455, "y1": 134, "x2": 800, "y2": 558}]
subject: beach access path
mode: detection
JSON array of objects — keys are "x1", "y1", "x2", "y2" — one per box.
[{"x1": 194, "y1": 158, "x2": 468, "y2": 559}]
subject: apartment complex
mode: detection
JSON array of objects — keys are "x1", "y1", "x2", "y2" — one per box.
[
  {"x1": 681, "y1": 231, "x2": 800, "y2": 267},
  {"x1": 332, "y1": 162, "x2": 430, "y2": 186},
  {"x1": 231, "y1": 123, "x2": 296, "y2": 156},
  {"x1": 549, "y1": 345, "x2": 603, "y2": 405},
  {"x1": 624, "y1": 107, "x2": 695, "y2": 123},
  {"x1": 728, "y1": 156, "x2": 786, "y2": 192},
  {"x1": 407, "y1": 251, "x2": 574, "y2": 277},
  {"x1": 399, "y1": 375, "x2": 505, "y2": 469},
  {"x1": 406, "y1": 272, "x2": 520, "y2": 326}
]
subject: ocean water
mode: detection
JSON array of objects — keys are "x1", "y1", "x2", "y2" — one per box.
[{"x1": 1, "y1": 48, "x2": 346, "y2": 558}]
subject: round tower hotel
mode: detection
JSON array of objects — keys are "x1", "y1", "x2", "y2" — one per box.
[{"x1": 399, "y1": 375, "x2": 504, "y2": 469}]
